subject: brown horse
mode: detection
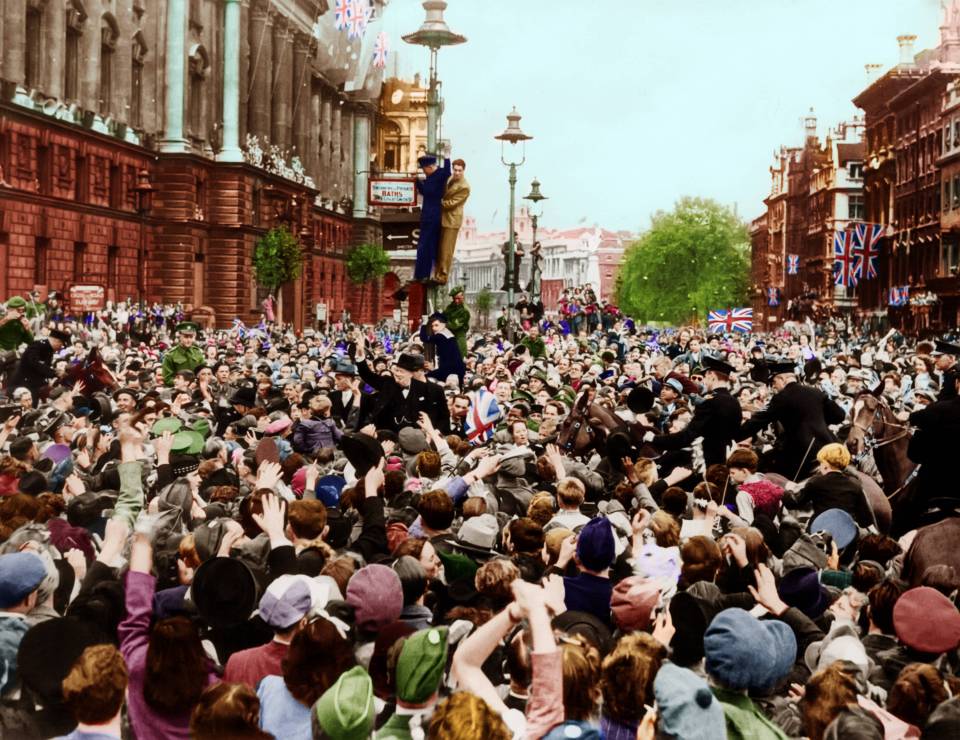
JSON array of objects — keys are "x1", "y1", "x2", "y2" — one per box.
[
  {"x1": 557, "y1": 389, "x2": 625, "y2": 458},
  {"x1": 846, "y1": 390, "x2": 915, "y2": 499}
]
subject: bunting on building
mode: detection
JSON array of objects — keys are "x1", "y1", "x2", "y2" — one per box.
[{"x1": 786, "y1": 254, "x2": 799, "y2": 275}]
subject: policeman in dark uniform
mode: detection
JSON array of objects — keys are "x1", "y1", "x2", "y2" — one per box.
[
  {"x1": 906, "y1": 369, "x2": 960, "y2": 520},
  {"x1": 8, "y1": 328, "x2": 70, "y2": 404},
  {"x1": 738, "y1": 360, "x2": 846, "y2": 479},
  {"x1": 933, "y1": 340, "x2": 960, "y2": 401},
  {"x1": 644, "y1": 355, "x2": 742, "y2": 468}
]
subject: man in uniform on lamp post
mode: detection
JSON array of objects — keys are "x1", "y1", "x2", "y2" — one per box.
[{"x1": 413, "y1": 155, "x2": 451, "y2": 283}]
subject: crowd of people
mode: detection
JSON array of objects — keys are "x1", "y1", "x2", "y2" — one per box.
[{"x1": 0, "y1": 292, "x2": 958, "y2": 739}]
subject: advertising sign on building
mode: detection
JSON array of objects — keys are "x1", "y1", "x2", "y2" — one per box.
[
  {"x1": 69, "y1": 285, "x2": 106, "y2": 312},
  {"x1": 369, "y1": 179, "x2": 418, "y2": 207}
]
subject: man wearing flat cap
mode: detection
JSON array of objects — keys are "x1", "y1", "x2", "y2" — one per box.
[
  {"x1": 414, "y1": 156, "x2": 451, "y2": 282},
  {"x1": 0, "y1": 297, "x2": 33, "y2": 351},
  {"x1": 161, "y1": 322, "x2": 204, "y2": 386},
  {"x1": 7, "y1": 328, "x2": 69, "y2": 404},
  {"x1": 644, "y1": 355, "x2": 743, "y2": 467}
]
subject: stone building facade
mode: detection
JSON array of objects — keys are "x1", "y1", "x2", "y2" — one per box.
[{"x1": 0, "y1": 0, "x2": 392, "y2": 329}]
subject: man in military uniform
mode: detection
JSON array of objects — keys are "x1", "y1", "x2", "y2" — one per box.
[
  {"x1": 442, "y1": 286, "x2": 470, "y2": 358},
  {"x1": 738, "y1": 360, "x2": 846, "y2": 479},
  {"x1": 645, "y1": 355, "x2": 743, "y2": 468},
  {"x1": 0, "y1": 297, "x2": 33, "y2": 351},
  {"x1": 933, "y1": 339, "x2": 960, "y2": 401},
  {"x1": 161, "y1": 322, "x2": 204, "y2": 386}
]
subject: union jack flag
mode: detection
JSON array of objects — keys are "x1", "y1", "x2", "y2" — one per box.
[
  {"x1": 465, "y1": 388, "x2": 501, "y2": 444},
  {"x1": 373, "y1": 31, "x2": 389, "y2": 68},
  {"x1": 888, "y1": 286, "x2": 903, "y2": 307},
  {"x1": 834, "y1": 229, "x2": 858, "y2": 287},
  {"x1": 767, "y1": 287, "x2": 781, "y2": 307},
  {"x1": 853, "y1": 222, "x2": 882, "y2": 280},
  {"x1": 901, "y1": 284, "x2": 910, "y2": 305},
  {"x1": 348, "y1": 0, "x2": 371, "y2": 39},
  {"x1": 787, "y1": 254, "x2": 799, "y2": 275},
  {"x1": 707, "y1": 308, "x2": 753, "y2": 334},
  {"x1": 333, "y1": 0, "x2": 352, "y2": 31}
]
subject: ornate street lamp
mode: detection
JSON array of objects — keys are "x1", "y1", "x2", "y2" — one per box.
[
  {"x1": 402, "y1": 1, "x2": 466, "y2": 157},
  {"x1": 523, "y1": 177, "x2": 547, "y2": 304},
  {"x1": 495, "y1": 107, "x2": 532, "y2": 337},
  {"x1": 132, "y1": 169, "x2": 155, "y2": 304}
]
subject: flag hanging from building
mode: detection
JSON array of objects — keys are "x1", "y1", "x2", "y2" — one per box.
[
  {"x1": 348, "y1": 0, "x2": 372, "y2": 39},
  {"x1": 787, "y1": 254, "x2": 799, "y2": 275},
  {"x1": 853, "y1": 222, "x2": 882, "y2": 280},
  {"x1": 465, "y1": 388, "x2": 501, "y2": 444},
  {"x1": 334, "y1": 0, "x2": 352, "y2": 31},
  {"x1": 373, "y1": 31, "x2": 389, "y2": 68},
  {"x1": 887, "y1": 285, "x2": 911, "y2": 307},
  {"x1": 707, "y1": 308, "x2": 753, "y2": 334},
  {"x1": 767, "y1": 287, "x2": 781, "y2": 307},
  {"x1": 833, "y1": 229, "x2": 858, "y2": 287}
]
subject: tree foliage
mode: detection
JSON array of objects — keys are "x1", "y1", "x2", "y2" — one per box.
[
  {"x1": 253, "y1": 226, "x2": 303, "y2": 295},
  {"x1": 475, "y1": 286, "x2": 493, "y2": 328},
  {"x1": 346, "y1": 242, "x2": 391, "y2": 286},
  {"x1": 616, "y1": 197, "x2": 750, "y2": 326}
]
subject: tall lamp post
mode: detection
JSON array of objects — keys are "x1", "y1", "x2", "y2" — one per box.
[
  {"x1": 402, "y1": 1, "x2": 466, "y2": 157},
  {"x1": 495, "y1": 107, "x2": 532, "y2": 338},
  {"x1": 523, "y1": 178, "x2": 547, "y2": 304},
  {"x1": 132, "y1": 169, "x2": 155, "y2": 305}
]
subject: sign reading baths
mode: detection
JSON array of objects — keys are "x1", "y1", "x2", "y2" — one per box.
[{"x1": 369, "y1": 178, "x2": 418, "y2": 207}]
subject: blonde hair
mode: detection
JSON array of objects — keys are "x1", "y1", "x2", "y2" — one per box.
[
  {"x1": 633, "y1": 458, "x2": 657, "y2": 487},
  {"x1": 428, "y1": 692, "x2": 511, "y2": 740},
  {"x1": 649, "y1": 510, "x2": 680, "y2": 548},
  {"x1": 556, "y1": 477, "x2": 586, "y2": 508},
  {"x1": 817, "y1": 443, "x2": 851, "y2": 471}
]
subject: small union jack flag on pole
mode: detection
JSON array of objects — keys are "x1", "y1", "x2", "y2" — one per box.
[
  {"x1": 767, "y1": 287, "x2": 781, "y2": 307},
  {"x1": 834, "y1": 229, "x2": 858, "y2": 287},
  {"x1": 707, "y1": 308, "x2": 753, "y2": 334},
  {"x1": 786, "y1": 254, "x2": 799, "y2": 275},
  {"x1": 334, "y1": 0, "x2": 352, "y2": 31},
  {"x1": 888, "y1": 286, "x2": 903, "y2": 307},
  {"x1": 373, "y1": 31, "x2": 389, "y2": 68},
  {"x1": 853, "y1": 222, "x2": 882, "y2": 280}
]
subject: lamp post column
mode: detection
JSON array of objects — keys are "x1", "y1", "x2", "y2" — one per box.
[
  {"x1": 506, "y1": 162, "x2": 517, "y2": 338},
  {"x1": 160, "y1": 0, "x2": 189, "y2": 152},
  {"x1": 530, "y1": 213, "x2": 539, "y2": 303}
]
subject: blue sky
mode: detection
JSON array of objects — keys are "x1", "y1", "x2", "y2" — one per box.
[{"x1": 378, "y1": 0, "x2": 942, "y2": 233}]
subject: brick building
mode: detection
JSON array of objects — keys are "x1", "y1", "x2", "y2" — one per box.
[
  {"x1": 0, "y1": 0, "x2": 394, "y2": 330},
  {"x1": 749, "y1": 113, "x2": 864, "y2": 325}
]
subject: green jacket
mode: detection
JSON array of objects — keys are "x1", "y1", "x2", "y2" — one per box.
[
  {"x1": 0, "y1": 319, "x2": 32, "y2": 351},
  {"x1": 713, "y1": 687, "x2": 790, "y2": 740},
  {"x1": 443, "y1": 301, "x2": 471, "y2": 357},
  {"x1": 520, "y1": 335, "x2": 547, "y2": 359},
  {"x1": 161, "y1": 344, "x2": 204, "y2": 386}
]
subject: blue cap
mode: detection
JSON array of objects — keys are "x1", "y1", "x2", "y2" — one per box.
[
  {"x1": 0, "y1": 552, "x2": 46, "y2": 608},
  {"x1": 576, "y1": 517, "x2": 615, "y2": 572},
  {"x1": 704, "y1": 607, "x2": 796, "y2": 691},
  {"x1": 316, "y1": 474, "x2": 347, "y2": 507},
  {"x1": 810, "y1": 508, "x2": 859, "y2": 549},
  {"x1": 418, "y1": 155, "x2": 437, "y2": 168},
  {"x1": 654, "y1": 663, "x2": 726, "y2": 740}
]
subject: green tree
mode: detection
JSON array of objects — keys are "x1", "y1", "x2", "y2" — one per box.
[
  {"x1": 252, "y1": 226, "x2": 303, "y2": 324},
  {"x1": 616, "y1": 197, "x2": 750, "y2": 326},
  {"x1": 346, "y1": 242, "x2": 391, "y2": 324},
  {"x1": 475, "y1": 286, "x2": 493, "y2": 329}
]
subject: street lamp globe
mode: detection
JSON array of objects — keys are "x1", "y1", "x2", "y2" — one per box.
[
  {"x1": 402, "y1": 1, "x2": 467, "y2": 49},
  {"x1": 495, "y1": 107, "x2": 533, "y2": 146}
]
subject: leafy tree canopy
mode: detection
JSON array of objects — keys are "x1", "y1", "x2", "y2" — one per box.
[
  {"x1": 253, "y1": 226, "x2": 303, "y2": 294},
  {"x1": 346, "y1": 242, "x2": 391, "y2": 285},
  {"x1": 616, "y1": 197, "x2": 750, "y2": 326}
]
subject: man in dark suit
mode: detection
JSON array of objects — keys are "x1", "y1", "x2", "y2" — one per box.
[
  {"x1": 738, "y1": 361, "x2": 846, "y2": 480},
  {"x1": 645, "y1": 355, "x2": 742, "y2": 468},
  {"x1": 329, "y1": 359, "x2": 360, "y2": 429},
  {"x1": 354, "y1": 347, "x2": 446, "y2": 434},
  {"x1": 8, "y1": 328, "x2": 70, "y2": 404}
]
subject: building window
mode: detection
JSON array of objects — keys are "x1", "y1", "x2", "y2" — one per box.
[
  {"x1": 99, "y1": 17, "x2": 119, "y2": 116},
  {"x1": 73, "y1": 242, "x2": 86, "y2": 283},
  {"x1": 34, "y1": 238, "x2": 48, "y2": 285},
  {"x1": 848, "y1": 162, "x2": 864, "y2": 180},
  {"x1": 65, "y1": 8, "x2": 84, "y2": 102},
  {"x1": 946, "y1": 124, "x2": 952, "y2": 155},
  {"x1": 943, "y1": 239, "x2": 960, "y2": 277},
  {"x1": 25, "y1": 9, "x2": 42, "y2": 90},
  {"x1": 954, "y1": 176, "x2": 960, "y2": 209},
  {"x1": 848, "y1": 195, "x2": 865, "y2": 221}
]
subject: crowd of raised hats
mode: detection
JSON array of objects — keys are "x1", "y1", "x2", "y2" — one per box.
[{"x1": 1, "y1": 300, "x2": 960, "y2": 739}]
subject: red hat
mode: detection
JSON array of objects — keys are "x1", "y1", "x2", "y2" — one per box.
[
  {"x1": 611, "y1": 576, "x2": 661, "y2": 632},
  {"x1": 894, "y1": 586, "x2": 960, "y2": 654}
]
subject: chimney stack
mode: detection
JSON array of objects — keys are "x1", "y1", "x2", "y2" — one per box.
[{"x1": 897, "y1": 34, "x2": 917, "y2": 66}]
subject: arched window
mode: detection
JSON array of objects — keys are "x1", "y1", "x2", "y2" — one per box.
[
  {"x1": 64, "y1": 1, "x2": 87, "y2": 102},
  {"x1": 187, "y1": 44, "x2": 209, "y2": 138},
  {"x1": 131, "y1": 31, "x2": 148, "y2": 128},
  {"x1": 99, "y1": 15, "x2": 119, "y2": 115}
]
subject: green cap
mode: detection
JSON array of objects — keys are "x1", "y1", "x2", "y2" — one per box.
[
  {"x1": 176, "y1": 321, "x2": 200, "y2": 335},
  {"x1": 436, "y1": 549, "x2": 477, "y2": 584},
  {"x1": 151, "y1": 417, "x2": 182, "y2": 436},
  {"x1": 396, "y1": 627, "x2": 449, "y2": 704},
  {"x1": 511, "y1": 390, "x2": 535, "y2": 403},
  {"x1": 5, "y1": 297, "x2": 26, "y2": 310},
  {"x1": 449, "y1": 285, "x2": 465, "y2": 298},
  {"x1": 170, "y1": 430, "x2": 204, "y2": 455},
  {"x1": 313, "y1": 666, "x2": 375, "y2": 740},
  {"x1": 190, "y1": 417, "x2": 212, "y2": 440}
]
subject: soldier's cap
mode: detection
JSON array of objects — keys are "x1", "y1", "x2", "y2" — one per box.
[
  {"x1": 176, "y1": 322, "x2": 200, "y2": 335},
  {"x1": 5, "y1": 297, "x2": 26, "y2": 310},
  {"x1": 449, "y1": 286, "x2": 465, "y2": 298},
  {"x1": 933, "y1": 340, "x2": 960, "y2": 357}
]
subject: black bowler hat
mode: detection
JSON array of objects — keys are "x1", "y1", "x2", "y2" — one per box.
[
  {"x1": 191, "y1": 557, "x2": 258, "y2": 629},
  {"x1": 49, "y1": 329, "x2": 71, "y2": 344},
  {"x1": 340, "y1": 433, "x2": 384, "y2": 476},
  {"x1": 230, "y1": 385, "x2": 257, "y2": 407},
  {"x1": 395, "y1": 353, "x2": 424, "y2": 373},
  {"x1": 627, "y1": 386, "x2": 655, "y2": 414},
  {"x1": 702, "y1": 355, "x2": 735, "y2": 377}
]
